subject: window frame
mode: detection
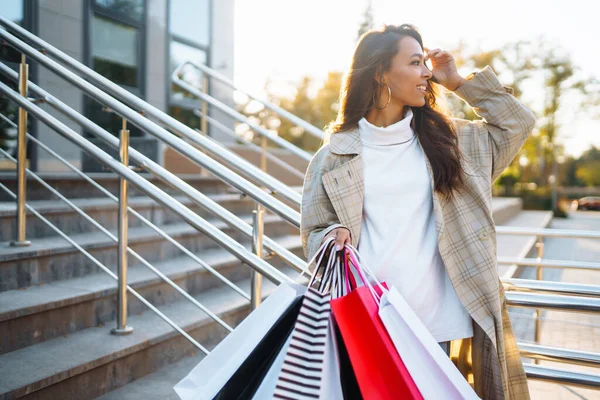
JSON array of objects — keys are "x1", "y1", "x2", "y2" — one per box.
[
  {"x1": 166, "y1": 0, "x2": 212, "y2": 115},
  {"x1": 83, "y1": 0, "x2": 147, "y2": 138}
]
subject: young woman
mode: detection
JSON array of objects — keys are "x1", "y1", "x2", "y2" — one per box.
[{"x1": 300, "y1": 24, "x2": 535, "y2": 399}]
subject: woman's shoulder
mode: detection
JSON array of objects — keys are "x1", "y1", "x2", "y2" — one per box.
[{"x1": 307, "y1": 142, "x2": 350, "y2": 175}]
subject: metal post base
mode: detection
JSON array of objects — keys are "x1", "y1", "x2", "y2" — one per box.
[
  {"x1": 111, "y1": 326, "x2": 134, "y2": 335},
  {"x1": 10, "y1": 240, "x2": 31, "y2": 247}
]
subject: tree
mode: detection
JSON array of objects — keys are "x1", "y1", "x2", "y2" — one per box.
[
  {"x1": 575, "y1": 160, "x2": 600, "y2": 186},
  {"x1": 356, "y1": 0, "x2": 374, "y2": 42}
]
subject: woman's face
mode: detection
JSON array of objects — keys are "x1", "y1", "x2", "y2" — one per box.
[{"x1": 381, "y1": 36, "x2": 433, "y2": 108}]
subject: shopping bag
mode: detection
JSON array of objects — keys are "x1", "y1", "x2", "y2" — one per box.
[
  {"x1": 344, "y1": 246, "x2": 479, "y2": 400},
  {"x1": 331, "y1": 285, "x2": 423, "y2": 400},
  {"x1": 215, "y1": 296, "x2": 303, "y2": 399},
  {"x1": 254, "y1": 313, "x2": 344, "y2": 400},
  {"x1": 379, "y1": 287, "x2": 480, "y2": 399},
  {"x1": 174, "y1": 282, "x2": 306, "y2": 400},
  {"x1": 269, "y1": 239, "x2": 343, "y2": 399},
  {"x1": 273, "y1": 287, "x2": 336, "y2": 399}
]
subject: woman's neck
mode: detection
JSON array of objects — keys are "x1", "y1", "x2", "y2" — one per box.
[{"x1": 364, "y1": 103, "x2": 409, "y2": 128}]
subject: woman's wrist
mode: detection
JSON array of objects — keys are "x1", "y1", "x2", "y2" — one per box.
[{"x1": 448, "y1": 76, "x2": 468, "y2": 91}]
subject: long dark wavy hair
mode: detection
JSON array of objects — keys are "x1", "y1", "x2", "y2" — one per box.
[{"x1": 326, "y1": 24, "x2": 466, "y2": 200}]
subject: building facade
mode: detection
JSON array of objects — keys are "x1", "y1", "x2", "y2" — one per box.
[{"x1": 0, "y1": 0, "x2": 234, "y2": 172}]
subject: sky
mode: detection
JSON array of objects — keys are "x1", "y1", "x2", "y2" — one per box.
[{"x1": 234, "y1": 0, "x2": 600, "y2": 157}]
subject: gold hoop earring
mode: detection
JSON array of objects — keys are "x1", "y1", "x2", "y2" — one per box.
[{"x1": 373, "y1": 83, "x2": 391, "y2": 110}]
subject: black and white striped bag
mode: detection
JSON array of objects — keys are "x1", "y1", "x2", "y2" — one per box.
[
  {"x1": 273, "y1": 287, "x2": 331, "y2": 399},
  {"x1": 272, "y1": 239, "x2": 346, "y2": 399}
]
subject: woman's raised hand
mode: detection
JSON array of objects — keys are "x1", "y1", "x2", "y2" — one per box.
[
  {"x1": 424, "y1": 48, "x2": 467, "y2": 91},
  {"x1": 322, "y1": 227, "x2": 351, "y2": 252}
]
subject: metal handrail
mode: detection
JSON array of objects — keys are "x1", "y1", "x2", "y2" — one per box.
[
  {"x1": 0, "y1": 17, "x2": 303, "y2": 213},
  {"x1": 0, "y1": 181, "x2": 210, "y2": 353},
  {"x1": 519, "y1": 343, "x2": 600, "y2": 368},
  {"x1": 0, "y1": 79, "x2": 292, "y2": 286},
  {"x1": 179, "y1": 61, "x2": 324, "y2": 140},
  {"x1": 171, "y1": 63, "x2": 313, "y2": 162},
  {"x1": 524, "y1": 364, "x2": 600, "y2": 389},
  {"x1": 504, "y1": 278, "x2": 600, "y2": 297},
  {"x1": 505, "y1": 291, "x2": 600, "y2": 312},
  {"x1": 496, "y1": 226, "x2": 600, "y2": 239},
  {"x1": 0, "y1": 61, "x2": 306, "y2": 273},
  {"x1": 191, "y1": 108, "x2": 305, "y2": 181},
  {"x1": 498, "y1": 257, "x2": 599, "y2": 271}
]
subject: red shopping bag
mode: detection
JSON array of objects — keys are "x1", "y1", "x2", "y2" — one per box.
[{"x1": 331, "y1": 285, "x2": 423, "y2": 400}]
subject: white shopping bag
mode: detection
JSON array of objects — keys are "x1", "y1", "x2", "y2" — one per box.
[
  {"x1": 174, "y1": 282, "x2": 307, "y2": 400},
  {"x1": 379, "y1": 287, "x2": 480, "y2": 400}
]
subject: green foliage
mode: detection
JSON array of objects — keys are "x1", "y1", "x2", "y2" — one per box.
[{"x1": 575, "y1": 160, "x2": 600, "y2": 186}]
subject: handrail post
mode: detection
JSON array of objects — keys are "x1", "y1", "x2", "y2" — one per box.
[
  {"x1": 199, "y1": 76, "x2": 210, "y2": 177},
  {"x1": 10, "y1": 54, "x2": 31, "y2": 247},
  {"x1": 533, "y1": 235, "x2": 544, "y2": 362},
  {"x1": 251, "y1": 205, "x2": 265, "y2": 309},
  {"x1": 112, "y1": 118, "x2": 134, "y2": 335},
  {"x1": 201, "y1": 76, "x2": 208, "y2": 134},
  {"x1": 260, "y1": 136, "x2": 267, "y2": 173},
  {"x1": 251, "y1": 140, "x2": 268, "y2": 309}
]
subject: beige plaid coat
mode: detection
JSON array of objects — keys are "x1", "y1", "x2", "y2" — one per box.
[{"x1": 301, "y1": 66, "x2": 536, "y2": 399}]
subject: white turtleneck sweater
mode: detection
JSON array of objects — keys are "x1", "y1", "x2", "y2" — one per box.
[{"x1": 357, "y1": 109, "x2": 473, "y2": 342}]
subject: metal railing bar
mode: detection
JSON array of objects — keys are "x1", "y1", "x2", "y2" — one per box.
[
  {"x1": 518, "y1": 343, "x2": 600, "y2": 368},
  {"x1": 0, "y1": 182, "x2": 209, "y2": 353},
  {"x1": 0, "y1": 61, "x2": 306, "y2": 273},
  {"x1": 505, "y1": 291, "x2": 600, "y2": 312},
  {"x1": 498, "y1": 256, "x2": 600, "y2": 270},
  {"x1": 504, "y1": 279, "x2": 600, "y2": 298},
  {"x1": 524, "y1": 364, "x2": 600, "y2": 389},
  {"x1": 0, "y1": 19, "x2": 303, "y2": 208},
  {"x1": 190, "y1": 108, "x2": 306, "y2": 181},
  {"x1": 181, "y1": 61, "x2": 324, "y2": 140},
  {"x1": 0, "y1": 147, "x2": 236, "y2": 331},
  {"x1": 496, "y1": 226, "x2": 600, "y2": 239},
  {"x1": 0, "y1": 114, "x2": 250, "y2": 301},
  {"x1": 171, "y1": 69, "x2": 312, "y2": 162},
  {"x1": 0, "y1": 79, "x2": 292, "y2": 286}
]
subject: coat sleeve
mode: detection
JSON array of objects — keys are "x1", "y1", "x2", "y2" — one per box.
[
  {"x1": 300, "y1": 145, "x2": 348, "y2": 260},
  {"x1": 451, "y1": 66, "x2": 536, "y2": 183}
]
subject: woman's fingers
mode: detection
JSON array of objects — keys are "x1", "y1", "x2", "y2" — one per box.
[
  {"x1": 323, "y1": 228, "x2": 351, "y2": 251},
  {"x1": 424, "y1": 48, "x2": 441, "y2": 61},
  {"x1": 334, "y1": 228, "x2": 350, "y2": 251}
]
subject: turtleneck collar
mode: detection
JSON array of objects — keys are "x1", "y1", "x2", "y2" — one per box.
[{"x1": 358, "y1": 108, "x2": 415, "y2": 146}]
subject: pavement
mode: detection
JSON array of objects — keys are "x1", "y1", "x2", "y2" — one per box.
[{"x1": 507, "y1": 210, "x2": 600, "y2": 399}]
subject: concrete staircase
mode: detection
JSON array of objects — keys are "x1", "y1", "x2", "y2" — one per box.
[{"x1": 0, "y1": 173, "x2": 301, "y2": 399}]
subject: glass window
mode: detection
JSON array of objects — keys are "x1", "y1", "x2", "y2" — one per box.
[
  {"x1": 94, "y1": 0, "x2": 144, "y2": 23},
  {"x1": 4, "y1": 0, "x2": 24, "y2": 25},
  {"x1": 91, "y1": 16, "x2": 139, "y2": 88},
  {"x1": 0, "y1": 0, "x2": 24, "y2": 63},
  {"x1": 169, "y1": 0, "x2": 210, "y2": 47},
  {"x1": 170, "y1": 41, "x2": 207, "y2": 100}
]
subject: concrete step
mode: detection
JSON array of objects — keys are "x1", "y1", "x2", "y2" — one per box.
[
  {"x1": 0, "y1": 235, "x2": 302, "y2": 354},
  {"x1": 0, "y1": 215, "x2": 297, "y2": 292},
  {"x1": 496, "y1": 210, "x2": 553, "y2": 279},
  {"x1": 97, "y1": 351, "x2": 204, "y2": 400},
  {"x1": 0, "y1": 173, "x2": 234, "y2": 201},
  {"x1": 0, "y1": 267, "x2": 300, "y2": 400},
  {"x1": 0, "y1": 193, "x2": 253, "y2": 241}
]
